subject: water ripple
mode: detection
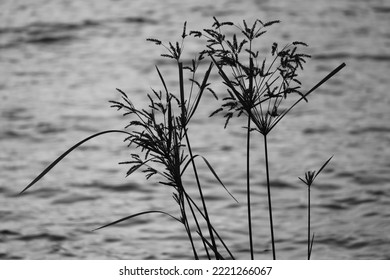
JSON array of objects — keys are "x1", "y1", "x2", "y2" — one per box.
[
  {"x1": 348, "y1": 126, "x2": 390, "y2": 135},
  {"x1": 52, "y1": 194, "x2": 100, "y2": 205},
  {"x1": 334, "y1": 196, "x2": 377, "y2": 207},
  {"x1": 372, "y1": 6, "x2": 390, "y2": 13},
  {"x1": 18, "y1": 233, "x2": 67, "y2": 242},
  {"x1": 69, "y1": 181, "x2": 144, "y2": 193},
  {"x1": 0, "y1": 16, "x2": 158, "y2": 48},
  {"x1": 265, "y1": 179, "x2": 297, "y2": 189}
]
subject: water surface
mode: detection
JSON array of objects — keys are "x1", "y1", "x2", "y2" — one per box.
[{"x1": 1, "y1": 0, "x2": 390, "y2": 259}]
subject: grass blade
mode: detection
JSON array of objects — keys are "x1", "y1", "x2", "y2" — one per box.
[
  {"x1": 269, "y1": 63, "x2": 346, "y2": 132},
  {"x1": 197, "y1": 231, "x2": 225, "y2": 260},
  {"x1": 184, "y1": 194, "x2": 211, "y2": 259},
  {"x1": 93, "y1": 210, "x2": 181, "y2": 231},
  {"x1": 180, "y1": 155, "x2": 199, "y2": 176},
  {"x1": 187, "y1": 62, "x2": 214, "y2": 122},
  {"x1": 178, "y1": 62, "x2": 186, "y2": 125},
  {"x1": 20, "y1": 130, "x2": 131, "y2": 195},
  {"x1": 209, "y1": 55, "x2": 245, "y2": 104},
  {"x1": 298, "y1": 176, "x2": 307, "y2": 185},
  {"x1": 155, "y1": 66, "x2": 169, "y2": 94},
  {"x1": 308, "y1": 233, "x2": 315, "y2": 260},
  {"x1": 201, "y1": 156, "x2": 238, "y2": 203},
  {"x1": 183, "y1": 190, "x2": 235, "y2": 259},
  {"x1": 313, "y1": 155, "x2": 333, "y2": 180},
  {"x1": 183, "y1": 127, "x2": 219, "y2": 259}
]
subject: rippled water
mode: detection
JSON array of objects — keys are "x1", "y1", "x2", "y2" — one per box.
[{"x1": 1, "y1": 0, "x2": 390, "y2": 259}]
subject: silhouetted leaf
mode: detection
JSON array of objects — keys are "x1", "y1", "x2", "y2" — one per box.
[
  {"x1": 93, "y1": 210, "x2": 181, "y2": 231},
  {"x1": 201, "y1": 156, "x2": 238, "y2": 203},
  {"x1": 314, "y1": 156, "x2": 333, "y2": 181},
  {"x1": 20, "y1": 130, "x2": 131, "y2": 194}
]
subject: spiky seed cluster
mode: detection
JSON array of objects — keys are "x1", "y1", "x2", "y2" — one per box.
[
  {"x1": 111, "y1": 22, "x2": 215, "y2": 191},
  {"x1": 147, "y1": 21, "x2": 189, "y2": 61},
  {"x1": 110, "y1": 88, "x2": 187, "y2": 189},
  {"x1": 298, "y1": 156, "x2": 333, "y2": 188},
  {"x1": 191, "y1": 17, "x2": 311, "y2": 134}
]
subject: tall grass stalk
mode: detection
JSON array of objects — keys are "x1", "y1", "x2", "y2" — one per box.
[
  {"x1": 299, "y1": 156, "x2": 333, "y2": 259},
  {"x1": 178, "y1": 61, "x2": 219, "y2": 259},
  {"x1": 246, "y1": 116, "x2": 254, "y2": 259},
  {"x1": 201, "y1": 18, "x2": 307, "y2": 260},
  {"x1": 247, "y1": 54, "x2": 255, "y2": 260},
  {"x1": 108, "y1": 24, "x2": 234, "y2": 259},
  {"x1": 263, "y1": 134, "x2": 276, "y2": 259},
  {"x1": 154, "y1": 62, "x2": 211, "y2": 258}
]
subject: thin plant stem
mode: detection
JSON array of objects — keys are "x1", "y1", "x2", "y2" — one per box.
[
  {"x1": 177, "y1": 64, "x2": 211, "y2": 258},
  {"x1": 178, "y1": 184, "x2": 198, "y2": 260},
  {"x1": 184, "y1": 194, "x2": 211, "y2": 259},
  {"x1": 184, "y1": 130, "x2": 218, "y2": 259},
  {"x1": 183, "y1": 190, "x2": 235, "y2": 259},
  {"x1": 264, "y1": 134, "x2": 276, "y2": 260},
  {"x1": 178, "y1": 62, "x2": 218, "y2": 259},
  {"x1": 298, "y1": 156, "x2": 333, "y2": 260},
  {"x1": 247, "y1": 52, "x2": 255, "y2": 260},
  {"x1": 308, "y1": 185, "x2": 311, "y2": 260},
  {"x1": 246, "y1": 116, "x2": 254, "y2": 260},
  {"x1": 182, "y1": 213, "x2": 198, "y2": 260}
]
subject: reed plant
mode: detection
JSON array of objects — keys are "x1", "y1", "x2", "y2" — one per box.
[
  {"x1": 192, "y1": 17, "x2": 345, "y2": 259},
  {"x1": 19, "y1": 18, "x2": 345, "y2": 260}
]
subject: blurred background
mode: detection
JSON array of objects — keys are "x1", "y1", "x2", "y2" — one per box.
[{"x1": 1, "y1": 0, "x2": 389, "y2": 259}]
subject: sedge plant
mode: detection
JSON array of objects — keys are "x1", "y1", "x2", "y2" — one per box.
[
  {"x1": 192, "y1": 17, "x2": 345, "y2": 259},
  {"x1": 299, "y1": 156, "x2": 333, "y2": 260},
  {"x1": 145, "y1": 24, "x2": 238, "y2": 258},
  {"x1": 20, "y1": 22, "x2": 235, "y2": 260},
  {"x1": 18, "y1": 18, "x2": 345, "y2": 260}
]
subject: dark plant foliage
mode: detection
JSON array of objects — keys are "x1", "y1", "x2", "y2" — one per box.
[
  {"x1": 191, "y1": 17, "x2": 312, "y2": 134},
  {"x1": 191, "y1": 17, "x2": 344, "y2": 259},
  {"x1": 112, "y1": 24, "x2": 234, "y2": 259},
  {"x1": 20, "y1": 18, "x2": 345, "y2": 260}
]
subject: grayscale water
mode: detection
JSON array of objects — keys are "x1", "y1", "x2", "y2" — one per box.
[{"x1": 1, "y1": 0, "x2": 390, "y2": 259}]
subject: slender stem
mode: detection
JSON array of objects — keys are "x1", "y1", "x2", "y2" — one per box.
[
  {"x1": 264, "y1": 134, "x2": 276, "y2": 260},
  {"x1": 185, "y1": 193, "x2": 211, "y2": 259},
  {"x1": 184, "y1": 131, "x2": 218, "y2": 259},
  {"x1": 247, "y1": 116, "x2": 254, "y2": 260},
  {"x1": 183, "y1": 190, "x2": 235, "y2": 260},
  {"x1": 247, "y1": 53, "x2": 255, "y2": 260},
  {"x1": 178, "y1": 186, "x2": 198, "y2": 260},
  {"x1": 178, "y1": 62, "x2": 218, "y2": 259},
  {"x1": 308, "y1": 185, "x2": 311, "y2": 260}
]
